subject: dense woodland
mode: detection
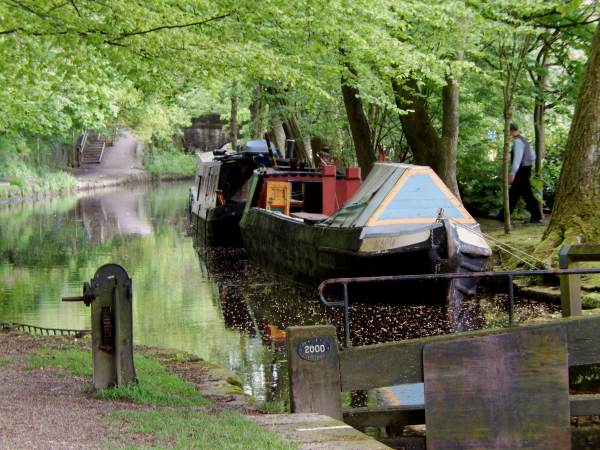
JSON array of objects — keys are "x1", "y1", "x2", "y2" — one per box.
[{"x1": 1, "y1": 0, "x2": 599, "y2": 257}]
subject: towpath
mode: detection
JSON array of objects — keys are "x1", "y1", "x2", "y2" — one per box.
[
  {"x1": 0, "y1": 331, "x2": 388, "y2": 449},
  {"x1": 73, "y1": 130, "x2": 149, "y2": 190}
]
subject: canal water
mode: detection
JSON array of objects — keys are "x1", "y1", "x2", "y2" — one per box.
[{"x1": 0, "y1": 182, "x2": 559, "y2": 406}]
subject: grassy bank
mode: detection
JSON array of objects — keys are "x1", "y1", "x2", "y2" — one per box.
[
  {"x1": 0, "y1": 135, "x2": 77, "y2": 202},
  {"x1": 144, "y1": 146, "x2": 196, "y2": 180},
  {"x1": 29, "y1": 342, "x2": 296, "y2": 449},
  {"x1": 0, "y1": 160, "x2": 76, "y2": 202},
  {"x1": 481, "y1": 218, "x2": 600, "y2": 308}
]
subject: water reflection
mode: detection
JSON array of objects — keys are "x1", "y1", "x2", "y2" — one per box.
[
  {"x1": 0, "y1": 184, "x2": 275, "y2": 399},
  {"x1": 0, "y1": 183, "x2": 561, "y2": 406},
  {"x1": 78, "y1": 188, "x2": 152, "y2": 243},
  {"x1": 194, "y1": 239, "x2": 561, "y2": 405}
]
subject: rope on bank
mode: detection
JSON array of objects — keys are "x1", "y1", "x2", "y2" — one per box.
[
  {"x1": 0, "y1": 322, "x2": 90, "y2": 337},
  {"x1": 455, "y1": 222, "x2": 549, "y2": 270}
]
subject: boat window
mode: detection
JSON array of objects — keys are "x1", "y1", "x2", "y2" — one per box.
[
  {"x1": 196, "y1": 175, "x2": 203, "y2": 198},
  {"x1": 302, "y1": 182, "x2": 323, "y2": 214}
]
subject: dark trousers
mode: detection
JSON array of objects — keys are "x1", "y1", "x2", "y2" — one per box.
[{"x1": 509, "y1": 166, "x2": 541, "y2": 220}]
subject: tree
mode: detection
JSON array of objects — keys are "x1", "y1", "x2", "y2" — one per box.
[
  {"x1": 496, "y1": 31, "x2": 534, "y2": 234},
  {"x1": 539, "y1": 22, "x2": 600, "y2": 256},
  {"x1": 341, "y1": 56, "x2": 376, "y2": 177},
  {"x1": 385, "y1": 1, "x2": 472, "y2": 197},
  {"x1": 392, "y1": 74, "x2": 461, "y2": 197}
]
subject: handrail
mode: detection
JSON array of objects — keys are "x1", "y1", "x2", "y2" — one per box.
[
  {"x1": 98, "y1": 141, "x2": 106, "y2": 163},
  {"x1": 318, "y1": 267, "x2": 600, "y2": 348},
  {"x1": 77, "y1": 130, "x2": 89, "y2": 167}
]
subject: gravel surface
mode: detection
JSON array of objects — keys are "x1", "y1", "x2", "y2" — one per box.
[{"x1": 0, "y1": 331, "x2": 256, "y2": 449}]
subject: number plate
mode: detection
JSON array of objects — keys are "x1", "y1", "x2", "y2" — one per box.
[{"x1": 297, "y1": 337, "x2": 331, "y2": 361}]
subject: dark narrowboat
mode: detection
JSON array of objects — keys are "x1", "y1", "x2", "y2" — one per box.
[
  {"x1": 240, "y1": 162, "x2": 491, "y2": 303},
  {"x1": 189, "y1": 140, "x2": 281, "y2": 246}
]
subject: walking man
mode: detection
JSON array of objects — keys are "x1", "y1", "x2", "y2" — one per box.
[{"x1": 507, "y1": 123, "x2": 542, "y2": 223}]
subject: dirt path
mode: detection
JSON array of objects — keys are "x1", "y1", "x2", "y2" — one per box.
[
  {"x1": 0, "y1": 331, "x2": 257, "y2": 449},
  {"x1": 0, "y1": 332, "x2": 147, "y2": 449},
  {"x1": 73, "y1": 130, "x2": 149, "y2": 190}
]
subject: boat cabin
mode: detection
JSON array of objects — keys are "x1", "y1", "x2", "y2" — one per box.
[
  {"x1": 192, "y1": 141, "x2": 281, "y2": 216},
  {"x1": 246, "y1": 165, "x2": 362, "y2": 223}
]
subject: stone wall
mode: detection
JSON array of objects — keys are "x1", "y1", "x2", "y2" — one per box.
[{"x1": 183, "y1": 113, "x2": 229, "y2": 151}]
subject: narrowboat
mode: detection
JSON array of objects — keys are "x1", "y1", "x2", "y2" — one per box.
[
  {"x1": 240, "y1": 162, "x2": 492, "y2": 303},
  {"x1": 189, "y1": 140, "x2": 282, "y2": 246}
]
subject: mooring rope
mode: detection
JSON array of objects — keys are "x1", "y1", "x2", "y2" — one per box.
[
  {"x1": 0, "y1": 322, "x2": 90, "y2": 337},
  {"x1": 454, "y1": 222, "x2": 549, "y2": 270}
]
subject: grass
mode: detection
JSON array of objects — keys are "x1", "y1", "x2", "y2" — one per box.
[
  {"x1": 27, "y1": 346, "x2": 208, "y2": 407},
  {"x1": 256, "y1": 400, "x2": 289, "y2": 413},
  {"x1": 144, "y1": 149, "x2": 196, "y2": 179},
  {"x1": 111, "y1": 409, "x2": 297, "y2": 450},
  {"x1": 0, "y1": 356, "x2": 14, "y2": 366},
  {"x1": 0, "y1": 156, "x2": 76, "y2": 201},
  {"x1": 481, "y1": 218, "x2": 547, "y2": 270},
  {"x1": 27, "y1": 346, "x2": 92, "y2": 376},
  {"x1": 95, "y1": 354, "x2": 209, "y2": 407},
  {"x1": 26, "y1": 342, "x2": 297, "y2": 449}
]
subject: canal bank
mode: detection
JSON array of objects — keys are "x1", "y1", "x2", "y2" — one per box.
[
  {"x1": 0, "y1": 130, "x2": 194, "y2": 207},
  {"x1": 0, "y1": 330, "x2": 284, "y2": 448},
  {"x1": 0, "y1": 329, "x2": 388, "y2": 449}
]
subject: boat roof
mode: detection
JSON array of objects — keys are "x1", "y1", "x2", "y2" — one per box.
[
  {"x1": 243, "y1": 140, "x2": 279, "y2": 155},
  {"x1": 323, "y1": 163, "x2": 477, "y2": 231}
]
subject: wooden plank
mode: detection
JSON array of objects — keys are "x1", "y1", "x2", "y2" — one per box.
[
  {"x1": 339, "y1": 314, "x2": 600, "y2": 392},
  {"x1": 570, "y1": 394, "x2": 600, "y2": 416},
  {"x1": 560, "y1": 244, "x2": 600, "y2": 262},
  {"x1": 343, "y1": 405, "x2": 425, "y2": 428},
  {"x1": 287, "y1": 326, "x2": 342, "y2": 420},
  {"x1": 343, "y1": 396, "x2": 600, "y2": 429},
  {"x1": 423, "y1": 327, "x2": 570, "y2": 450}
]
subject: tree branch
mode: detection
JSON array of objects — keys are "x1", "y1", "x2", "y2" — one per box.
[
  {"x1": 113, "y1": 12, "x2": 232, "y2": 41},
  {"x1": 68, "y1": 0, "x2": 81, "y2": 17}
]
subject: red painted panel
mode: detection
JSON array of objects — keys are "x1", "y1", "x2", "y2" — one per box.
[{"x1": 322, "y1": 165, "x2": 337, "y2": 215}]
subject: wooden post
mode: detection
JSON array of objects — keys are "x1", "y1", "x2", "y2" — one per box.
[
  {"x1": 287, "y1": 325, "x2": 342, "y2": 420},
  {"x1": 559, "y1": 245, "x2": 581, "y2": 317},
  {"x1": 558, "y1": 244, "x2": 600, "y2": 317}
]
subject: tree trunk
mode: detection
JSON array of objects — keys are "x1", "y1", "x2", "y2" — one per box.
[
  {"x1": 440, "y1": 76, "x2": 461, "y2": 198},
  {"x1": 303, "y1": 137, "x2": 313, "y2": 165},
  {"x1": 391, "y1": 78, "x2": 461, "y2": 198},
  {"x1": 502, "y1": 111, "x2": 512, "y2": 234},
  {"x1": 250, "y1": 85, "x2": 263, "y2": 139},
  {"x1": 271, "y1": 117, "x2": 286, "y2": 154},
  {"x1": 310, "y1": 136, "x2": 326, "y2": 166},
  {"x1": 341, "y1": 62, "x2": 375, "y2": 177},
  {"x1": 229, "y1": 86, "x2": 238, "y2": 151},
  {"x1": 533, "y1": 51, "x2": 548, "y2": 177},
  {"x1": 540, "y1": 23, "x2": 600, "y2": 254},
  {"x1": 281, "y1": 116, "x2": 310, "y2": 163}
]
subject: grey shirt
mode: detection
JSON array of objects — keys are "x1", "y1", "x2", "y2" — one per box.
[{"x1": 510, "y1": 135, "x2": 535, "y2": 177}]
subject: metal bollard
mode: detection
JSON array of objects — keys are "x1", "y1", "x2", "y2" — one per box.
[{"x1": 63, "y1": 264, "x2": 136, "y2": 389}]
